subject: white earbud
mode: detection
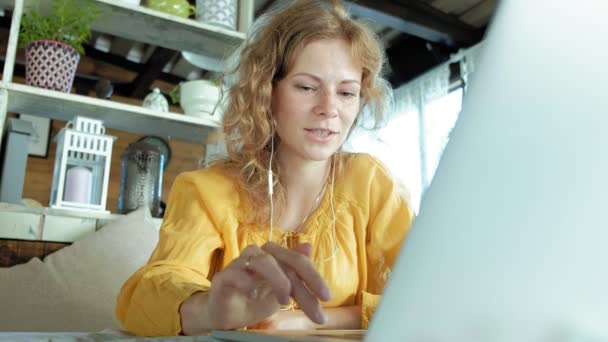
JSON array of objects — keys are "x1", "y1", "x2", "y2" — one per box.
[{"x1": 269, "y1": 132, "x2": 275, "y2": 241}]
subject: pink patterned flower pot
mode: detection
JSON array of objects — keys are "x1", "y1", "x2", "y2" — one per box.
[{"x1": 25, "y1": 40, "x2": 80, "y2": 93}]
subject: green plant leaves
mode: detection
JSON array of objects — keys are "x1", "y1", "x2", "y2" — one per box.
[{"x1": 19, "y1": 0, "x2": 101, "y2": 55}]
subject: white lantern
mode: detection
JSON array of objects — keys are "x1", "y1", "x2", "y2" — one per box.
[{"x1": 50, "y1": 116, "x2": 116, "y2": 213}]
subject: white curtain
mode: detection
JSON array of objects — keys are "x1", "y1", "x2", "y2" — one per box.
[
  {"x1": 344, "y1": 63, "x2": 451, "y2": 213},
  {"x1": 454, "y1": 41, "x2": 484, "y2": 88},
  {"x1": 344, "y1": 42, "x2": 485, "y2": 212},
  {"x1": 392, "y1": 62, "x2": 451, "y2": 116}
]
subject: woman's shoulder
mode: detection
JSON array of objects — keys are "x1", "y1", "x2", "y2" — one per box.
[
  {"x1": 339, "y1": 152, "x2": 412, "y2": 208},
  {"x1": 165, "y1": 162, "x2": 245, "y2": 227},
  {"x1": 341, "y1": 152, "x2": 395, "y2": 185},
  {"x1": 173, "y1": 162, "x2": 241, "y2": 199}
]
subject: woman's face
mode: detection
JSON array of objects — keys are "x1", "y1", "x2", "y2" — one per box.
[{"x1": 272, "y1": 38, "x2": 362, "y2": 162}]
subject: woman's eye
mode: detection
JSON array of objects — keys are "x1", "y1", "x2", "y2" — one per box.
[
  {"x1": 297, "y1": 85, "x2": 315, "y2": 91},
  {"x1": 340, "y1": 91, "x2": 358, "y2": 97}
]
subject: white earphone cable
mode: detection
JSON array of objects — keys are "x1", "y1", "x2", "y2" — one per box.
[
  {"x1": 268, "y1": 133, "x2": 275, "y2": 242},
  {"x1": 267, "y1": 132, "x2": 338, "y2": 263}
]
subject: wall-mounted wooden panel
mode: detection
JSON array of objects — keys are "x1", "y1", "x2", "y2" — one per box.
[
  {"x1": 21, "y1": 117, "x2": 207, "y2": 214},
  {"x1": 0, "y1": 239, "x2": 69, "y2": 267},
  {"x1": 0, "y1": 77, "x2": 211, "y2": 215}
]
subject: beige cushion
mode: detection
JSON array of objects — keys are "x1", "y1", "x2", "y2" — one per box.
[{"x1": 0, "y1": 207, "x2": 160, "y2": 332}]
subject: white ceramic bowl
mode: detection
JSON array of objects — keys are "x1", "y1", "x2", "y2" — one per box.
[{"x1": 180, "y1": 80, "x2": 222, "y2": 119}]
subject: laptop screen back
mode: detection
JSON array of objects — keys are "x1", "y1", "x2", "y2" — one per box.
[{"x1": 367, "y1": 0, "x2": 608, "y2": 340}]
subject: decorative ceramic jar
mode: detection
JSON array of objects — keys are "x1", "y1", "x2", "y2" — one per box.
[
  {"x1": 196, "y1": 0, "x2": 237, "y2": 30},
  {"x1": 143, "y1": 88, "x2": 169, "y2": 112}
]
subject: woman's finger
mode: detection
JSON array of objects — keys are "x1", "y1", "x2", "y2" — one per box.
[
  {"x1": 245, "y1": 253, "x2": 291, "y2": 305},
  {"x1": 283, "y1": 265, "x2": 327, "y2": 324},
  {"x1": 293, "y1": 243, "x2": 312, "y2": 257},
  {"x1": 212, "y1": 266, "x2": 258, "y2": 299},
  {"x1": 212, "y1": 244, "x2": 263, "y2": 298},
  {"x1": 237, "y1": 244, "x2": 264, "y2": 261},
  {"x1": 262, "y1": 242, "x2": 331, "y2": 302}
]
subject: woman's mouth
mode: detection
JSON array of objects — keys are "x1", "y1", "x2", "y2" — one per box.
[{"x1": 305, "y1": 128, "x2": 337, "y2": 142}]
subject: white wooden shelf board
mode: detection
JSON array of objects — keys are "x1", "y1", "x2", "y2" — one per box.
[
  {"x1": 0, "y1": 0, "x2": 246, "y2": 70},
  {"x1": 0, "y1": 203, "x2": 163, "y2": 242},
  {"x1": 1, "y1": 82, "x2": 221, "y2": 143},
  {"x1": 91, "y1": 0, "x2": 245, "y2": 60}
]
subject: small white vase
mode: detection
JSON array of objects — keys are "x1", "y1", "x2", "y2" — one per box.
[{"x1": 143, "y1": 88, "x2": 169, "y2": 112}]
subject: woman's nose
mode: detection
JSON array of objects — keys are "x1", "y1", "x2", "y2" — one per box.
[{"x1": 314, "y1": 91, "x2": 339, "y2": 117}]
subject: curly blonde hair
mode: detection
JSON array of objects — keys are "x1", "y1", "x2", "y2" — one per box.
[{"x1": 219, "y1": 0, "x2": 391, "y2": 223}]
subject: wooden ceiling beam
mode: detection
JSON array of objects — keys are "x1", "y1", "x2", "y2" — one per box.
[
  {"x1": 385, "y1": 35, "x2": 456, "y2": 88},
  {"x1": 129, "y1": 47, "x2": 176, "y2": 98},
  {"x1": 83, "y1": 45, "x2": 144, "y2": 73},
  {"x1": 346, "y1": 0, "x2": 482, "y2": 46},
  {"x1": 82, "y1": 44, "x2": 184, "y2": 86}
]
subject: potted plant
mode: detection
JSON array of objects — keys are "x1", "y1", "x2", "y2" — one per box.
[{"x1": 18, "y1": 0, "x2": 100, "y2": 93}]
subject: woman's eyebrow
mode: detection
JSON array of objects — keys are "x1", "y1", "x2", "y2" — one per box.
[{"x1": 292, "y1": 72, "x2": 361, "y2": 85}]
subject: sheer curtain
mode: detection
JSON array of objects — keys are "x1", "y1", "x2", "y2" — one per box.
[
  {"x1": 345, "y1": 42, "x2": 484, "y2": 213},
  {"x1": 458, "y1": 42, "x2": 484, "y2": 87},
  {"x1": 344, "y1": 63, "x2": 451, "y2": 213}
]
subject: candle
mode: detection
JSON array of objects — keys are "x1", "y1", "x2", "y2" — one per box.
[{"x1": 63, "y1": 166, "x2": 92, "y2": 204}]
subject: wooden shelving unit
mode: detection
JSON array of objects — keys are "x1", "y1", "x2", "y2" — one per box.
[
  {"x1": 0, "y1": 0, "x2": 248, "y2": 238},
  {"x1": 0, "y1": 82, "x2": 221, "y2": 144}
]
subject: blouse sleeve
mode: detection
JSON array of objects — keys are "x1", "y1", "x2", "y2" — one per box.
[
  {"x1": 360, "y1": 157, "x2": 414, "y2": 328},
  {"x1": 115, "y1": 172, "x2": 226, "y2": 336}
]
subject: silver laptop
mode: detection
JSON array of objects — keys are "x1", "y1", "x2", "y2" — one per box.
[
  {"x1": 367, "y1": 0, "x2": 608, "y2": 341},
  {"x1": 214, "y1": 0, "x2": 608, "y2": 340}
]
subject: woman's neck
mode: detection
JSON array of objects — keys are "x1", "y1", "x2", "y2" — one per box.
[
  {"x1": 273, "y1": 149, "x2": 332, "y2": 231},
  {"x1": 276, "y1": 150, "x2": 330, "y2": 195}
]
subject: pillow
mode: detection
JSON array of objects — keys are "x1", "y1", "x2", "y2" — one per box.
[{"x1": 0, "y1": 207, "x2": 160, "y2": 332}]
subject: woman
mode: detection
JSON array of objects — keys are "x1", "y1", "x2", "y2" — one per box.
[{"x1": 116, "y1": 0, "x2": 412, "y2": 336}]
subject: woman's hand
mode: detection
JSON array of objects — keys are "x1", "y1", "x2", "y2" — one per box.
[
  {"x1": 248, "y1": 310, "x2": 317, "y2": 330},
  {"x1": 204, "y1": 242, "x2": 331, "y2": 330},
  {"x1": 249, "y1": 305, "x2": 363, "y2": 331}
]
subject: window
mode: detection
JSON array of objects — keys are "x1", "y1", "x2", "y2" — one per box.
[
  {"x1": 345, "y1": 87, "x2": 464, "y2": 213},
  {"x1": 422, "y1": 87, "x2": 463, "y2": 185}
]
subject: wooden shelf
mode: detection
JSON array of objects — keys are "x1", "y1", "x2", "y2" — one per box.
[
  {"x1": 0, "y1": 202, "x2": 121, "y2": 221},
  {"x1": 0, "y1": 0, "x2": 236, "y2": 228},
  {"x1": 1, "y1": 82, "x2": 221, "y2": 143},
  {"x1": 0, "y1": 0, "x2": 246, "y2": 71},
  {"x1": 0, "y1": 202, "x2": 163, "y2": 242},
  {"x1": 90, "y1": 0, "x2": 245, "y2": 62}
]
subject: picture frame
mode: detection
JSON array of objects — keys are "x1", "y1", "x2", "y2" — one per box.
[{"x1": 16, "y1": 114, "x2": 52, "y2": 158}]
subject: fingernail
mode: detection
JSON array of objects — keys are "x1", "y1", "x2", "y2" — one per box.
[
  {"x1": 316, "y1": 311, "x2": 328, "y2": 324},
  {"x1": 320, "y1": 288, "x2": 332, "y2": 301},
  {"x1": 249, "y1": 288, "x2": 258, "y2": 299}
]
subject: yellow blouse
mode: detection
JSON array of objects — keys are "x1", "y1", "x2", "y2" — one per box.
[{"x1": 116, "y1": 153, "x2": 412, "y2": 336}]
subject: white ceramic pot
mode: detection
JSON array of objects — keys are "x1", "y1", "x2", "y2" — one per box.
[{"x1": 180, "y1": 80, "x2": 222, "y2": 119}]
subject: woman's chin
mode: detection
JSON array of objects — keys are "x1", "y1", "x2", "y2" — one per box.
[{"x1": 301, "y1": 148, "x2": 339, "y2": 162}]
